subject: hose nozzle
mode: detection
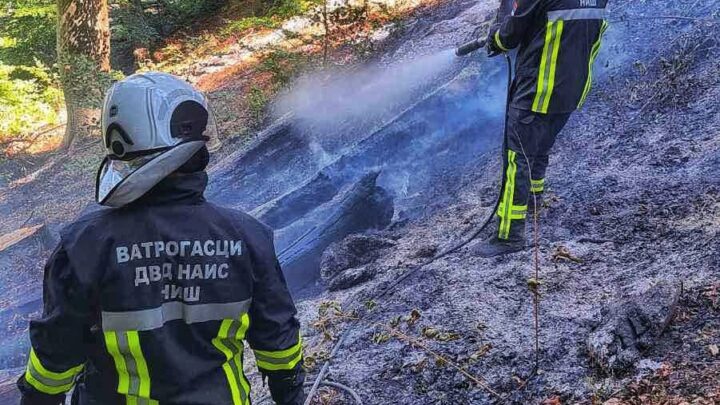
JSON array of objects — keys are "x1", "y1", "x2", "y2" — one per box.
[{"x1": 455, "y1": 38, "x2": 487, "y2": 57}]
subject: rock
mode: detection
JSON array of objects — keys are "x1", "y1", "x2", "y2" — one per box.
[
  {"x1": 320, "y1": 233, "x2": 396, "y2": 282},
  {"x1": 586, "y1": 282, "x2": 682, "y2": 374},
  {"x1": 328, "y1": 265, "x2": 377, "y2": 291},
  {"x1": 412, "y1": 244, "x2": 438, "y2": 258}
]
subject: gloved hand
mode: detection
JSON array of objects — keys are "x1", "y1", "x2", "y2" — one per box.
[
  {"x1": 18, "y1": 375, "x2": 66, "y2": 405},
  {"x1": 486, "y1": 24, "x2": 504, "y2": 58},
  {"x1": 264, "y1": 365, "x2": 306, "y2": 405}
]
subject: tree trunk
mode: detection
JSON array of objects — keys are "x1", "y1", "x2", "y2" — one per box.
[{"x1": 56, "y1": 0, "x2": 110, "y2": 149}]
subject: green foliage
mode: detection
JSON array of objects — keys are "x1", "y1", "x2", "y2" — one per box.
[
  {"x1": 0, "y1": 0, "x2": 57, "y2": 66},
  {"x1": 111, "y1": 2, "x2": 160, "y2": 49},
  {"x1": 0, "y1": 63, "x2": 63, "y2": 139},
  {"x1": 0, "y1": 0, "x2": 62, "y2": 141},
  {"x1": 162, "y1": 0, "x2": 226, "y2": 26},
  {"x1": 268, "y1": 0, "x2": 312, "y2": 19},
  {"x1": 222, "y1": 0, "x2": 315, "y2": 38},
  {"x1": 59, "y1": 53, "x2": 123, "y2": 109},
  {"x1": 111, "y1": 0, "x2": 228, "y2": 58},
  {"x1": 62, "y1": 150, "x2": 100, "y2": 176},
  {"x1": 247, "y1": 86, "x2": 268, "y2": 122},
  {"x1": 259, "y1": 49, "x2": 311, "y2": 87},
  {"x1": 222, "y1": 16, "x2": 278, "y2": 37}
]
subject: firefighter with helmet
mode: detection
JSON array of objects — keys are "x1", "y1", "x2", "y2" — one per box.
[
  {"x1": 18, "y1": 72, "x2": 306, "y2": 404},
  {"x1": 472, "y1": 0, "x2": 610, "y2": 256}
]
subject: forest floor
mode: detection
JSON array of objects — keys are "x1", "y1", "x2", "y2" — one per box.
[{"x1": 1, "y1": 0, "x2": 719, "y2": 404}]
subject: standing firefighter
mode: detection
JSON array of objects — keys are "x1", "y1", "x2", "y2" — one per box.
[
  {"x1": 473, "y1": 0, "x2": 609, "y2": 257},
  {"x1": 17, "y1": 72, "x2": 305, "y2": 404}
]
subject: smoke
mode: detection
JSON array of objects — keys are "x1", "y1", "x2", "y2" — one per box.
[{"x1": 273, "y1": 49, "x2": 459, "y2": 148}]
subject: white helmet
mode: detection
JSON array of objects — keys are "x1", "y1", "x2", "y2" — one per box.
[{"x1": 95, "y1": 72, "x2": 217, "y2": 207}]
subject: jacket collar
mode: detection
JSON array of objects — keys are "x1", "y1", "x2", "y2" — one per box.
[{"x1": 130, "y1": 171, "x2": 208, "y2": 207}]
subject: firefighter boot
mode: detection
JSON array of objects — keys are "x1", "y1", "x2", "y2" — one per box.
[{"x1": 470, "y1": 218, "x2": 527, "y2": 258}]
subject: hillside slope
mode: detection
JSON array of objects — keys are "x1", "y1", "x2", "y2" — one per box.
[{"x1": 289, "y1": 1, "x2": 720, "y2": 404}]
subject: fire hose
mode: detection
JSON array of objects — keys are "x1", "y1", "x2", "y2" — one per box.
[{"x1": 294, "y1": 38, "x2": 523, "y2": 405}]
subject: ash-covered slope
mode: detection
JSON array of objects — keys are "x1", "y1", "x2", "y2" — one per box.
[{"x1": 291, "y1": 1, "x2": 720, "y2": 404}]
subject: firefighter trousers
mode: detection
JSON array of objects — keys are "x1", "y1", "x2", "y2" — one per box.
[{"x1": 496, "y1": 107, "x2": 571, "y2": 240}]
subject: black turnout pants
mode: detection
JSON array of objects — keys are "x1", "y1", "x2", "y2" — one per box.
[{"x1": 496, "y1": 107, "x2": 571, "y2": 240}]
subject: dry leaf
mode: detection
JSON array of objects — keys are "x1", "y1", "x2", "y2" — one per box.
[
  {"x1": 709, "y1": 344, "x2": 719, "y2": 357},
  {"x1": 551, "y1": 245, "x2": 583, "y2": 263},
  {"x1": 657, "y1": 363, "x2": 672, "y2": 378},
  {"x1": 470, "y1": 343, "x2": 492, "y2": 361},
  {"x1": 541, "y1": 396, "x2": 561, "y2": 405},
  {"x1": 408, "y1": 309, "x2": 421, "y2": 326}
]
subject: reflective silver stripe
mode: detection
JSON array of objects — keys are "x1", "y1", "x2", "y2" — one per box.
[
  {"x1": 548, "y1": 8, "x2": 606, "y2": 21},
  {"x1": 102, "y1": 300, "x2": 252, "y2": 331},
  {"x1": 26, "y1": 366, "x2": 75, "y2": 388},
  {"x1": 254, "y1": 348, "x2": 302, "y2": 365},
  {"x1": 116, "y1": 332, "x2": 141, "y2": 396}
]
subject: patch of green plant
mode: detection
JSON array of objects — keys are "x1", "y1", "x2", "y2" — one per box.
[
  {"x1": 0, "y1": 0, "x2": 57, "y2": 67},
  {"x1": 221, "y1": 0, "x2": 316, "y2": 38},
  {"x1": 259, "y1": 49, "x2": 311, "y2": 87},
  {"x1": 221, "y1": 16, "x2": 278, "y2": 37},
  {"x1": 111, "y1": 2, "x2": 160, "y2": 49},
  {"x1": 268, "y1": 0, "x2": 313, "y2": 19},
  {"x1": 0, "y1": 63, "x2": 63, "y2": 140},
  {"x1": 247, "y1": 86, "x2": 268, "y2": 122},
  {"x1": 62, "y1": 152, "x2": 100, "y2": 176}
]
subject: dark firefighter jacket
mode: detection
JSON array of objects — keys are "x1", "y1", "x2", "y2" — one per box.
[
  {"x1": 489, "y1": 0, "x2": 610, "y2": 114},
  {"x1": 17, "y1": 171, "x2": 305, "y2": 405}
]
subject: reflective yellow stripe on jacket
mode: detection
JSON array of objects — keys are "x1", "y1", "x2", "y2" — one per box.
[
  {"x1": 212, "y1": 314, "x2": 251, "y2": 405},
  {"x1": 532, "y1": 20, "x2": 565, "y2": 114},
  {"x1": 253, "y1": 333, "x2": 303, "y2": 372},
  {"x1": 578, "y1": 20, "x2": 609, "y2": 108},
  {"x1": 24, "y1": 349, "x2": 84, "y2": 395},
  {"x1": 104, "y1": 331, "x2": 158, "y2": 405}
]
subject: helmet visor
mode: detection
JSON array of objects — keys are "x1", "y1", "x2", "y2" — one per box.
[
  {"x1": 96, "y1": 151, "x2": 164, "y2": 204},
  {"x1": 95, "y1": 141, "x2": 205, "y2": 207},
  {"x1": 204, "y1": 102, "x2": 221, "y2": 152}
]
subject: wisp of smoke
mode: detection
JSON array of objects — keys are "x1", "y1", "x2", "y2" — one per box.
[{"x1": 273, "y1": 49, "x2": 459, "y2": 144}]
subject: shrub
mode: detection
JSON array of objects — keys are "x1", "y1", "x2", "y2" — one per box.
[
  {"x1": 0, "y1": 0, "x2": 57, "y2": 67},
  {"x1": 0, "y1": 63, "x2": 63, "y2": 140}
]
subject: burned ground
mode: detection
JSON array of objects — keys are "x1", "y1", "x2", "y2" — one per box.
[{"x1": 293, "y1": 1, "x2": 720, "y2": 404}]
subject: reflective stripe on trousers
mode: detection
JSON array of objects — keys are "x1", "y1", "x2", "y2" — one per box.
[
  {"x1": 532, "y1": 20, "x2": 564, "y2": 114},
  {"x1": 531, "y1": 178, "x2": 545, "y2": 194},
  {"x1": 24, "y1": 349, "x2": 84, "y2": 395},
  {"x1": 104, "y1": 331, "x2": 158, "y2": 405},
  {"x1": 213, "y1": 314, "x2": 251, "y2": 405},
  {"x1": 497, "y1": 150, "x2": 528, "y2": 240},
  {"x1": 578, "y1": 20, "x2": 609, "y2": 108}
]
